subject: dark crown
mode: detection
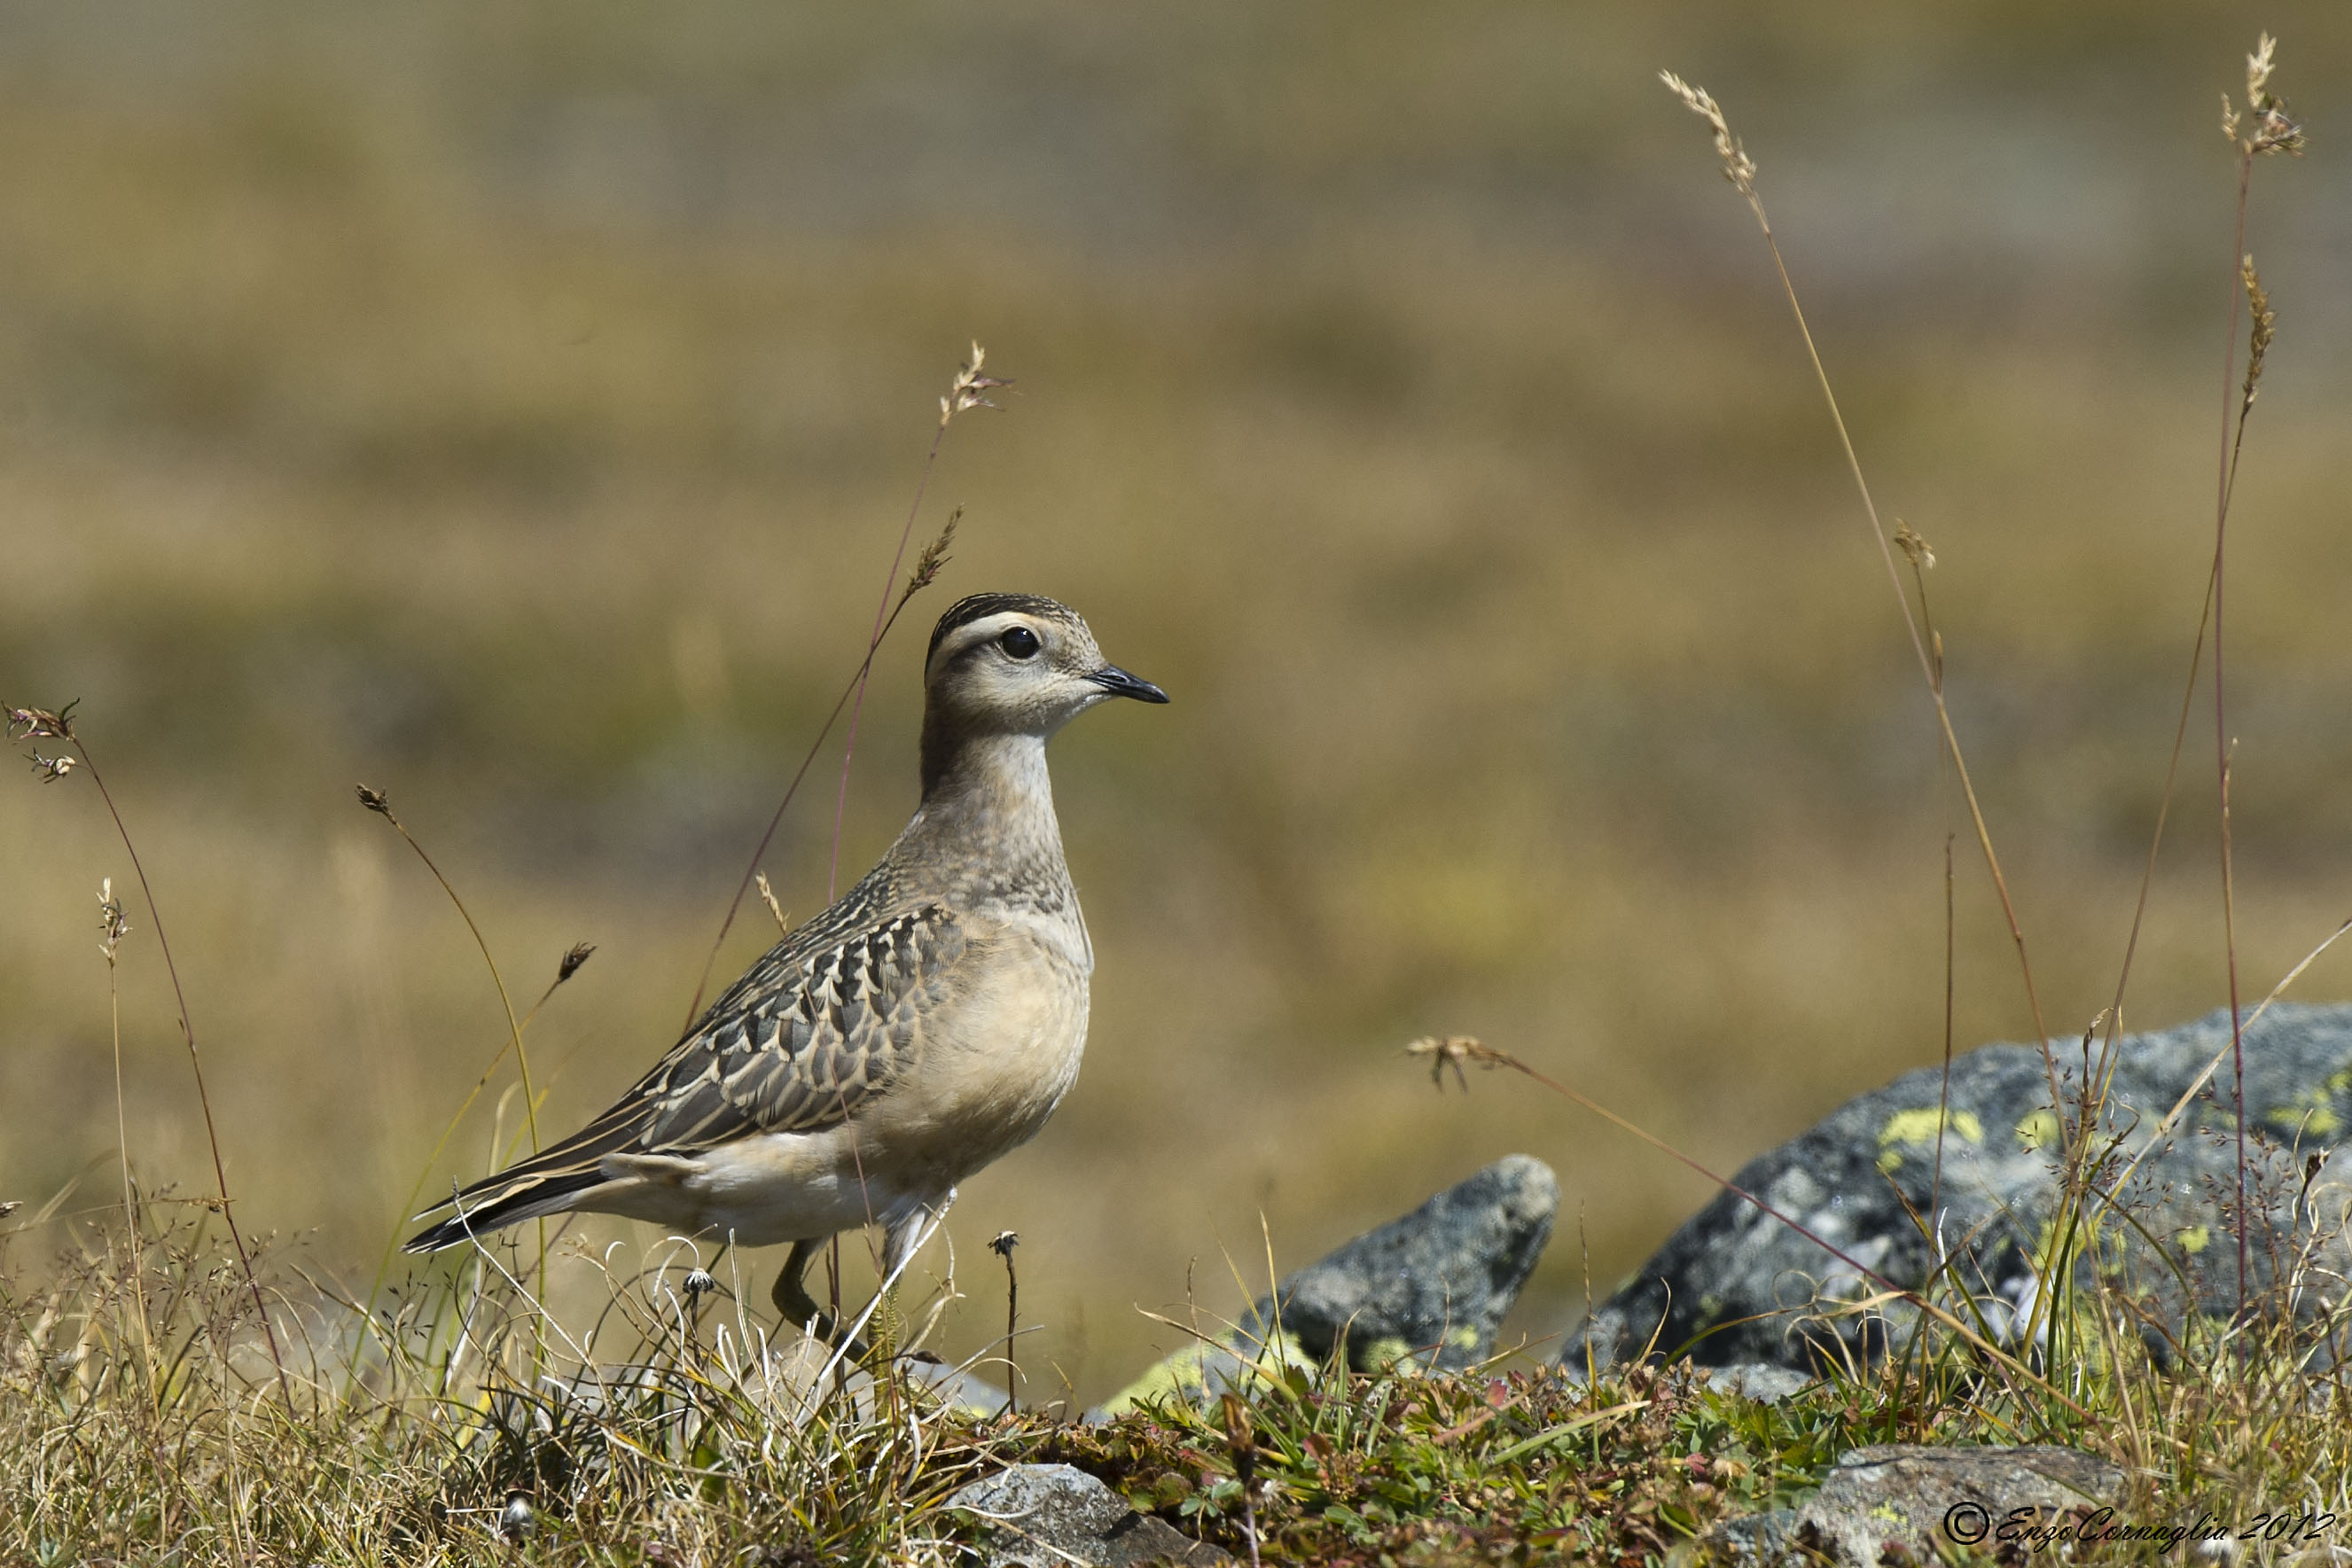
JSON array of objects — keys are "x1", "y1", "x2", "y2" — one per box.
[{"x1": 926, "y1": 592, "x2": 1078, "y2": 664}]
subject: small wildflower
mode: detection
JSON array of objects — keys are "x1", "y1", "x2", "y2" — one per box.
[
  {"x1": 988, "y1": 1229, "x2": 1020, "y2": 1260},
  {"x1": 25, "y1": 748, "x2": 75, "y2": 782},
  {"x1": 356, "y1": 784, "x2": 392, "y2": 815},
  {"x1": 556, "y1": 942, "x2": 597, "y2": 984},
  {"x1": 682, "y1": 1268, "x2": 715, "y2": 1299},
  {"x1": 1660, "y1": 71, "x2": 1757, "y2": 199}
]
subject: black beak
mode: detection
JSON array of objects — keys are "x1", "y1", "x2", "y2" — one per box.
[{"x1": 1088, "y1": 664, "x2": 1170, "y2": 704}]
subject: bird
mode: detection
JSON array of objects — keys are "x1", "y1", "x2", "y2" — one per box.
[{"x1": 403, "y1": 591, "x2": 1168, "y2": 1349}]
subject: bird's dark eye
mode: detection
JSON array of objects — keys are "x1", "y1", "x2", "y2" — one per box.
[{"x1": 998, "y1": 626, "x2": 1041, "y2": 659}]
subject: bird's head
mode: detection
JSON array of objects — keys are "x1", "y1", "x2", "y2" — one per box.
[
  {"x1": 919, "y1": 593, "x2": 1166, "y2": 789},
  {"x1": 924, "y1": 592, "x2": 1168, "y2": 733}
]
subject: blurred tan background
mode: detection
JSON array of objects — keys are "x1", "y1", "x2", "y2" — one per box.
[{"x1": 3, "y1": 3, "x2": 2350, "y2": 1402}]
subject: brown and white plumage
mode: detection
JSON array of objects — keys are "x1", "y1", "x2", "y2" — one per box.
[{"x1": 403, "y1": 592, "x2": 1166, "y2": 1340}]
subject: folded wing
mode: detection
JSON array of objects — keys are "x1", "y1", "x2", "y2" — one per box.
[{"x1": 403, "y1": 901, "x2": 965, "y2": 1252}]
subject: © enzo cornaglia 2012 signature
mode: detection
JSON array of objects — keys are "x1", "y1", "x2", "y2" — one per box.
[{"x1": 1940, "y1": 1501, "x2": 2337, "y2": 1555}]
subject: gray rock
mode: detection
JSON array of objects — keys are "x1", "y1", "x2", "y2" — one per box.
[
  {"x1": 1701, "y1": 1444, "x2": 2123, "y2": 1566},
  {"x1": 948, "y1": 1463, "x2": 1231, "y2": 1567},
  {"x1": 1701, "y1": 1362, "x2": 1815, "y2": 1404},
  {"x1": 1101, "y1": 1155, "x2": 1558, "y2": 1414},
  {"x1": 1573, "y1": 1004, "x2": 2352, "y2": 1372}
]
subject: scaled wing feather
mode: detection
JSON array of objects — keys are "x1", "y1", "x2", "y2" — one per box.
[{"x1": 642, "y1": 906, "x2": 964, "y2": 1149}]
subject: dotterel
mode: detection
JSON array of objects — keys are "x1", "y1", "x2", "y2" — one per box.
[{"x1": 404, "y1": 591, "x2": 1168, "y2": 1346}]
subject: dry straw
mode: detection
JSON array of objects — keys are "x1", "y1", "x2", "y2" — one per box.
[{"x1": 683, "y1": 342, "x2": 1000, "y2": 1032}]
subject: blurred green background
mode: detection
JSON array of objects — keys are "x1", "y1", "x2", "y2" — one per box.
[{"x1": 4, "y1": 3, "x2": 2349, "y2": 1401}]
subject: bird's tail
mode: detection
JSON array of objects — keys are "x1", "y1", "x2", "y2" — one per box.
[{"x1": 402, "y1": 1109, "x2": 638, "y2": 1253}]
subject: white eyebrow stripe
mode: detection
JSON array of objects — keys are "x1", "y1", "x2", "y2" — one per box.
[{"x1": 927, "y1": 612, "x2": 1035, "y2": 674}]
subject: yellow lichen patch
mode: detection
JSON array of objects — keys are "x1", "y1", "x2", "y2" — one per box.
[
  {"x1": 1879, "y1": 1108, "x2": 1983, "y2": 1150},
  {"x1": 2176, "y1": 1224, "x2": 2210, "y2": 1255},
  {"x1": 2015, "y1": 1109, "x2": 2061, "y2": 1151},
  {"x1": 2264, "y1": 1085, "x2": 2340, "y2": 1138},
  {"x1": 1877, "y1": 1148, "x2": 1903, "y2": 1174},
  {"x1": 1096, "y1": 1329, "x2": 1313, "y2": 1417}
]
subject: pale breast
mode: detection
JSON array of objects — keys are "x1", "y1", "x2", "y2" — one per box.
[{"x1": 864, "y1": 913, "x2": 1091, "y2": 1189}]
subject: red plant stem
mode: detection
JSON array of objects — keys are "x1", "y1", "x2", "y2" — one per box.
[
  {"x1": 1931, "y1": 835, "x2": 1954, "y2": 1222},
  {"x1": 827, "y1": 418, "x2": 949, "y2": 901},
  {"x1": 1742, "y1": 207, "x2": 2059, "y2": 1112},
  {"x1": 2212, "y1": 149, "x2": 2254, "y2": 1320},
  {"x1": 680, "y1": 595, "x2": 927, "y2": 1035},
  {"x1": 684, "y1": 410, "x2": 965, "y2": 1034},
  {"x1": 66, "y1": 732, "x2": 292, "y2": 1409}
]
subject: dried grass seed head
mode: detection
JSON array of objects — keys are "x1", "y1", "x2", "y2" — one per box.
[
  {"x1": 556, "y1": 941, "x2": 597, "y2": 984},
  {"x1": 1894, "y1": 520, "x2": 1936, "y2": 572},
  {"x1": 2223, "y1": 33, "x2": 2306, "y2": 157},
  {"x1": 754, "y1": 870, "x2": 791, "y2": 933},
  {"x1": 4, "y1": 700, "x2": 76, "y2": 740},
  {"x1": 355, "y1": 784, "x2": 392, "y2": 815},
  {"x1": 1404, "y1": 1033, "x2": 1508, "y2": 1092},
  {"x1": 98, "y1": 878, "x2": 131, "y2": 961},
  {"x1": 2239, "y1": 254, "x2": 2276, "y2": 411},
  {"x1": 940, "y1": 340, "x2": 1012, "y2": 426},
  {"x1": 899, "y1": 504, "x2": 963, "y2": 607},
  {"x1": 1660, "y1": 71, "x2": 1757, "y2": 199}
]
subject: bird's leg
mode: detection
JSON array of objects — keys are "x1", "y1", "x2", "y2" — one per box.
[
  {"x1": 880, "y1": 1187, "x2": 955, "y2": 1280},
  {"x1": 871, "y1": 1189, "x2": 957, "y2": 1363},
  {"x1": 771, "y1": 1236, "x2": 872, "y2": 1360}
]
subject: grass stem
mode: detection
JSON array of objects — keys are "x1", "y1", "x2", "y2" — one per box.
[{"x1": 53, "y1": 720, "x2": 291, "y2": 1415}]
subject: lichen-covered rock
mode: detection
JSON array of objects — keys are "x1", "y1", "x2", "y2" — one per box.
[
  {"x1": 1571, "y1": 1004, "x2": 2352, "y2": 1372},
  {"x1": 947, "y1": 1463, "x2": 1230, "y2": 1566},
  {"x1": 1102, "y1": 1155, "x2": 1557, "y2": 1414},
  {"x1": 1700, "y1": 1362, "x2": 1815, "y2": 1404},
  {"x1": 1700, "y1": 1445, "x2": 2124, "y2": 1566}
]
